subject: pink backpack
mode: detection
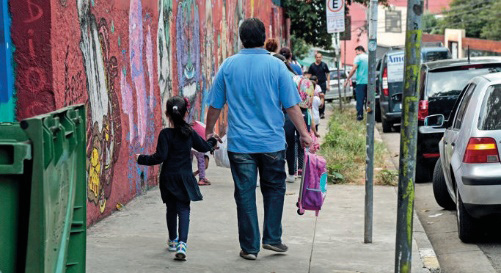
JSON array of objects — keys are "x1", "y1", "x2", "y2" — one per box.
[{"x1": 297, "y1": 151, "x2": 328, "y2": 216}]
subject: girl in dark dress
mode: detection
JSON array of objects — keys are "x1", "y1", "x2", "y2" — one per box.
[{"x1": 135, "y1": 96, "x2": 219, "y2": 261}]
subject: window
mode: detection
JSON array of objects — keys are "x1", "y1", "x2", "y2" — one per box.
[
  {"x1": 453, "y1": 84, "x2": 476, "y2": 130},
  {"x1": 478, "y1": 84, "x2": 501, "y2": 130},
  {"x1": 385, "y1": 10, "x2": 402, "y2": 33}
]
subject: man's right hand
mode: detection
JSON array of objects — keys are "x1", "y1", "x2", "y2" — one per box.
[
  {"x1": 300, "y1": 134, "x2": 313, "y2": 149},
  {"x1": 344, "y1": 80, "x2": 350, "y2": 87}
]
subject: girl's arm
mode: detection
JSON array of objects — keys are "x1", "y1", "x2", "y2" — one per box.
[
  {"x1": 192, "y1": 130, "x2": 221, "y2": 153},
  {"x1": 136, "y1": 130, "x2": 169, "y2": 166}
]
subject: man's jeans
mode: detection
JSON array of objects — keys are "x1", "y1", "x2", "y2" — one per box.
[
  {"x1": 228, "y1": 150, "x2": 287, "y2": 254},
  {"x1": 356, "y1": 84, "x2": 368, "y2": 118}
]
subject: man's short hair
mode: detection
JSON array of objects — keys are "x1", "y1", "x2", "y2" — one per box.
[
  {"x1": 355, "y1": 46, "x2": 366, "y2": 52},
  {"x1": 279, "y1": 47, "x2": 292, "y2": 60},
  {"x1": 239, "y1": 18, "x2": 266, "y2": 49},
  {"x1": 315, "y1": 53, "x2": 322, "y2": 57}
]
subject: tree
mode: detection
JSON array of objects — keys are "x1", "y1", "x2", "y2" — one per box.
[
  {"x1": 283, "y1": 0, "x2": 388, "y2": 50},
  {"x1": 291, "y1": 34, "x2": 310, "y2": 59},
  {"x1": 422, "y1": 13, "x2": 442, "y2": 35},
  {"x1": 438, "y1": 0, "x2": 493, "y2": 39},
  {"x1": 480, "y1": 0, "x2": 501, "y2": 40}
]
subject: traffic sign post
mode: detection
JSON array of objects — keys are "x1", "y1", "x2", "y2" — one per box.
[{"x1": 326, "y1": 0, "x2": 345, "y2": 34}]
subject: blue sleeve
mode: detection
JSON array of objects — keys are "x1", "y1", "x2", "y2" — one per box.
[
  {"x1": 208, "y1": 62, "x2": 226, "y2": 109},
  {"x1": 279, "y1": 63, "x2": 301, "y2": 109}
]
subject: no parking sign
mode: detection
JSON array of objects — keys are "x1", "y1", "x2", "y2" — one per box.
[{"x1": 326, "y1": 0, "x2": 345, "y2": 33}]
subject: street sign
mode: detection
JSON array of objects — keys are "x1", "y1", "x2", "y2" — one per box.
[
  {"x1": 340, "y1": 16, "x2": 351, "y2": 40},
  {"x1": 326, "y1": 0, "x2": 345, "y2": 33}
]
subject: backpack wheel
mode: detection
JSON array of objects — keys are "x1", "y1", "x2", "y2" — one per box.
[
  {"x1": 296, "y1": 202, "x2": 299, "y2": 208},
  {"x1": 297, "y1": 209, "x2": 304, "y2": 215}
]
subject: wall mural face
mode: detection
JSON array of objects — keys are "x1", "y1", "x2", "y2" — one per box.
[{"x1": 9, "y1": 0, "x2": 288, "y2": 225}]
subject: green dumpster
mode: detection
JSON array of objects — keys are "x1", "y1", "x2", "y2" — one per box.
[{"x1": 0, "y1": 104, "x2": 86, "y2": 273}]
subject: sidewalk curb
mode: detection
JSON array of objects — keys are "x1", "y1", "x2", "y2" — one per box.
[{"x1": 374, "y1": 127, "x2": 441, "y2": 273}]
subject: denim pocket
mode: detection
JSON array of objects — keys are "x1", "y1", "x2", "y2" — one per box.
[
  {"x1": 262, "y1": 150, "x2": 285, "y2": 161},
  {"x1": 228, "y1": 152, "x2": 254, "y2": 164}
]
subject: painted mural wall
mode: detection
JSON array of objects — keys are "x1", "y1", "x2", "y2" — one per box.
[{"x1": 7, "y1": 0, "x2": 288, "y2": 225}]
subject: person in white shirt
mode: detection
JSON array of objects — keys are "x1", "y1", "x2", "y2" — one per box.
[{"x1": 310, "y1": 76, "x2": 323, "y2": 136}]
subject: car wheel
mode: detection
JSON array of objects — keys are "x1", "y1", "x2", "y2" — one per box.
[
  {"x1": 415, "y1": 159, "x2": 432, "y2": 183},
  {"x1": 382, "y1": 118, "x2": 392, "y2": 133},
  {"x1": 432, "y1": 160, "x2": 455, "y2": 210},
  {"x1": 456, "y1": 186, "x2": 479, "y2": 243}
]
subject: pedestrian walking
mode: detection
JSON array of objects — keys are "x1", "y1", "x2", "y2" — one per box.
[
  {"x1": 192, "y1": 151, "x2": 211, "y2": 185},
  {"x1": 205, "y1": 18, "x2": 312, "y2": 260},
  {"x1": 345, "y1": 46, "x2": 368, "y2": 121},
  {"x1": 307, "y1": 53, "x2": 330, "y2": 119},
  {"x1": 265, "y1": 38, "x2": 279, "y2": 54},
  {"x1": 279, "y1": 47, "x2": 303, "y2": 75},
  {"x1": 272, "y1": 53, "x2": 314, "y2": 183},
  {"x1": 310, "y1": 76, "x2": 323, "y2": 135},
  {"x1": 135, "y1": 96, "x2": 220, "y2": 261}
]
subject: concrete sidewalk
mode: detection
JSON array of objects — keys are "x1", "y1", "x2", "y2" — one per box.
[{"x1": 87, "y1": 106, "x2": 431, "y2": 273}]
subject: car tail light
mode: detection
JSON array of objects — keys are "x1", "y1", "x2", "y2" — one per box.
[
  {"x1": 382, "y1": 68, "x2": 389, "y2": 96},
  {"x1": 463, "y1": 137, "x2": 500, "y2": 163},
  {"x1": 418, "y1": 100, "x2": 429, "y2": 121}
]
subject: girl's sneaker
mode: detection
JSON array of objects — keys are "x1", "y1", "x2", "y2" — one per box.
[
  {"x1": 175, "y1": 242, "x2": 187, "y2": 261},
  {"x1": 168, "y1": 238, "x2": 178, "y2": 252}
]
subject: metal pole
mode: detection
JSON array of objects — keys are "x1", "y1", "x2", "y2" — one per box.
[
  {"x1": 344, "y1": 39, "x2": 347, "y2": 101},
  {"x1": 364, "y1": 0, "x2": 378, "y2": 245},
  {"x1": 394, "y1": 0, "x2": 424, "y2": 272},
  {"x1": 336, "y1": 33, "x2": 343, "y2": 110}
]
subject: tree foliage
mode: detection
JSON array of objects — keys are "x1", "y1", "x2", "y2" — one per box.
[
  {"x1": 433, "y1": 0, "x2": 501, "y2": 40},
  {"x1": 283, "y1": 0, "x2": 388, "y2": 50},
  {"x1": 290, "y1": 34, "x2": 310, "y2": 59}
]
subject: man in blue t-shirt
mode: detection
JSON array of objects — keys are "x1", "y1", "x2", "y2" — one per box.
[
  {"x1": 345, "y1": 46, "x2": 369, "y2": 121},
  {"x1": 205, "y1": 18, "x2": 312, "y2": 260}
]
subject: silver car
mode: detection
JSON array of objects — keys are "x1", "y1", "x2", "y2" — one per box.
[
  {"x1": 429, "y1": 73, "x2": 501, "y2": 243},
  {"x1": 326, "y1": 69, "x2": 353, "y2": 102}
]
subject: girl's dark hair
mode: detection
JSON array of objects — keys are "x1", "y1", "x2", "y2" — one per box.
[
  {"x1": 279, "y1": 47, "x2": 292, "y2": 60},
  {"x1": 166, "y1": 96, "x2": 192, "y2": 138},
  {"x1": 273, "y1": 53, "x2": 296, "y2": 75}
]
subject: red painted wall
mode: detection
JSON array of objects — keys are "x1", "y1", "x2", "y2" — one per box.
[{"x1": 9, "y1": 0, "x2": 288, "y2": 225}]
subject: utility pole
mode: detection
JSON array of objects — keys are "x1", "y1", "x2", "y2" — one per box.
[
  {"x1": 344, "y1": 39, "x2": 347, "y2": 100},
  {"x1": 364, "y1": 0, "x2": 378, "y2": 244},
  {"x1": 394, "y1": 0, "x2": 424, "y2": 272}
]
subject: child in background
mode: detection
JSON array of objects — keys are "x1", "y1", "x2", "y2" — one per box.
[
  {"x1": 310, "y1": 76, "x2": 323, "y2": 136},
  {"x1": 135, "y1": 96, "x2": 220, "y2": 261},
  {"x1": 192, "y1": 151, "x2": 211, "y2": 185}
]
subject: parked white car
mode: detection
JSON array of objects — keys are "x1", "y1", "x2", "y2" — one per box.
[
  {"x1": 326, "y1": 69, "x2": 353, "y2": 102},
  {"x1": 429, "y1": 72, "x2": 501, "y2": 243}
]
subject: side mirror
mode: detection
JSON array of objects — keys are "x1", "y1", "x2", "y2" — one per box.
[{"x1": 424, "y1": 114, "x2": 445, "y2": 127}]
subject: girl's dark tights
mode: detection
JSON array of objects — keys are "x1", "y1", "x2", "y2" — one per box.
[{"x1": 166, "y1": 197, "x2": 190, "y2": 243}]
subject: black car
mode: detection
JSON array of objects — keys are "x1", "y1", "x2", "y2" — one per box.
[
  {"x1": 378, "y1": 47, "x2": 451, "y2": 132},
  {"x1": 416, "y1": 57, "x2": 501, "y2": 182}
]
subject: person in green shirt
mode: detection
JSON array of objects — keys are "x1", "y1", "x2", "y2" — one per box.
[{"x1": 345, "y1": 46, "x2": 368, "y2": 121}]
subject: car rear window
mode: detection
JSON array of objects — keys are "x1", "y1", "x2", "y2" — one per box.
[
  {"x1": 423, "y1": 51, "x2": 449, "y2": 62},
  {"x1": 478, "y1": 84, "x2": 501, "y2": 131},
  {"x1": 330, "y1": 71, "x2": 347, "y2": 79},
  {"x1": 426, "y1": 64, "x2": 501, "y2": 98}
]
